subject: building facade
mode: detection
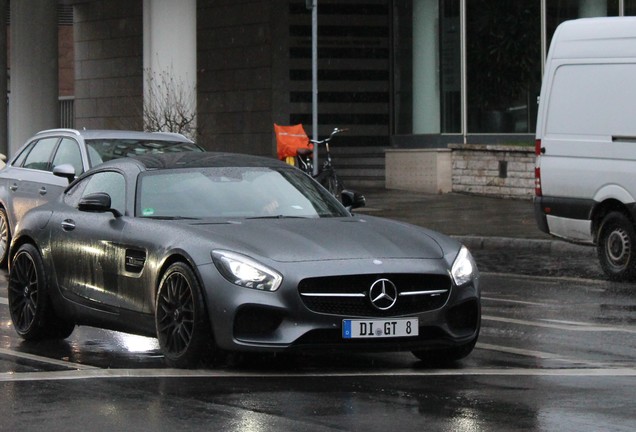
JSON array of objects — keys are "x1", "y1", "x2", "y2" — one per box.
[{"x1": 4, "y1": 0, "x2": 635, "y2": 186}]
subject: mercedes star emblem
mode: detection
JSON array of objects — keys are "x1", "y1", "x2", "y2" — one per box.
[{"x1": 369, "y1": 278, "x2": 398, "y2": 311}]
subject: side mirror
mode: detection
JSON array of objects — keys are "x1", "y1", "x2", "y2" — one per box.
[
  {"x1": 341, "y1": 190, "x2": 366, "y2": 211},
  {"x1": 78, "y1": 192, "x2": 122, "y2": 217},
  {"x1": 53, "y1": 163, "x2": 76, "y2": 183}
]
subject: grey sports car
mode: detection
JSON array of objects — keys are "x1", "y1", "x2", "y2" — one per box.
[{"x1": 8, "y1": 152, "x2": 480, "y2": 368}]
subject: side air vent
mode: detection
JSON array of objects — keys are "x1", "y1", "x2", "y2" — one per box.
[{"x1": 125, "y1": 249, "x2": 146, "y2": 273}]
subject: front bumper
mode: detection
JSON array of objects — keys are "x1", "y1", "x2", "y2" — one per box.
[{"x1": 197, "y1": 257, "x2": 480, "y2": 353}]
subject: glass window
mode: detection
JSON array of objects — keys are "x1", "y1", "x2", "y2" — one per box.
[
  {"x1": 393, "y1": 0, "x2": 460, "y2": 135},
  {"x1": 467, "y1": 0, "x2": 541, "y2": 133},
  {"x1": 21, "y1": 138, "x2": 59, "y2": 171},
  {"x1": 547, "y1": 0, "x2": 619, "y2": 49},
  {"x1": 627, "y1": 0, "x2": 636, "y2": 15},
  {"x1": 11, "y1": 141, "x2": 36, "y2": 167},
  {"x1": 52, "y1": 138, "x2": 83, "y2": 175},
  {"x1": 137, "y1": 167, "x2": 348, "y2": 219},
  {"x1": 82, "y1": 171, "x2": 126, "y2": 216}
]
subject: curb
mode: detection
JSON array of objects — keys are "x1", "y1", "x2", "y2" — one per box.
[{"x1": 454, "y1": 235, "x2": 597, "y2": 256}]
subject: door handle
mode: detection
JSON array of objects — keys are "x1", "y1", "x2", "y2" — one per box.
[
  {"x1": 9, "y1": 184, "x2": 17, "y2": 192},
  {"x1": 61, "y1": 219, "x2": 75, "y2": 231},
  {"x1": 39, "y1": 187, "x2": 47, "y2": 196}
]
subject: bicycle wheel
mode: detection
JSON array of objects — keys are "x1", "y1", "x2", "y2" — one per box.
[{"x1": 317, "y1": 169, "x2": 343, "y2": 198}]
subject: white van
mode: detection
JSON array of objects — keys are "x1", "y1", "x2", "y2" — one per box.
[{"x1": 534, "y1": 17, "x2": 636, "y2": 281}]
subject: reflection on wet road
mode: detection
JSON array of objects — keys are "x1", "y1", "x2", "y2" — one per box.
[{"x1": 0, "y1": 270, "x2": 635, "y2": 431}]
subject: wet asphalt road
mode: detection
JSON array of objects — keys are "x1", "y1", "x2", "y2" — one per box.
[{"x1": 1, "y1": 253, "x2": 635, "y2": 431}]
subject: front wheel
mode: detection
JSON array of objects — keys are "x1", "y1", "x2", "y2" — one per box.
[
  {"x1": 156, "y1": 262, "x2": 214, "y2": 368},
  {"x1": 597, "y1": 211, "x2": 636, "y2": 281},
  {"x1": 8, "y1": 243, "x2": 75, "y2": 340}
]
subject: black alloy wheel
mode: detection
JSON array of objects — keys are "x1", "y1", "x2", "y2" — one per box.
[
  {"x1": 156, "y1": 262, "x2": 213, "y2": 368},
  {"x1": 597, "y1": 211, "x2": 636, "y2": 281},
  {"x1": 0, "y1": 208, "x2": 10, "y2": 268},
  {"x1": 8, "y1": 243, "x2": 74, "y2": 340}
]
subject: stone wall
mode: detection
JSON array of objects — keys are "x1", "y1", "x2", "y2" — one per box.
[
  {"x1": 73, "y1": 0, "x2": 143, "y2": 130},
  {"x1": 450, "y1": 144, "x2": 535, "y2": 198}
]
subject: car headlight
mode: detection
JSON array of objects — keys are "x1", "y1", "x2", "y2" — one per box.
[
  {"x1": 451, "y1": 246, "x2": 477, "y2": 286},
  {"x1": 212, "y1": 250, "x2": 283, "y2": 291}
]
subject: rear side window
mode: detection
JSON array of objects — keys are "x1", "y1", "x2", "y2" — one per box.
[{"x1": 21, "y1": 137, "x2": 60, "y2": 171}]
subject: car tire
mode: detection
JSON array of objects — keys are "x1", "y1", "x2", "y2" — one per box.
[
  {"x1": 156, "y1": 262, "x2": 214, "y2": 368},
  {"x1": 0, "y1": 207, "x2": 10, "y2": 268},
  {"x1": 597, "y1": 211, "x2": 636, "y2": 281},
  {"x1": 412, "y1": 336, "x2": 478, "y2": 365},
  {"x1": 8, "y1": 243, "x2": 75, "y2": 340}
]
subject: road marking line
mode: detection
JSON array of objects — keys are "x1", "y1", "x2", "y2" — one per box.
[
  {"x1": 475, "y1": 342, "x2": 624, "y2": 368},
  {"x1": 481, "y1": 296, "x2": 551, "y2": 307},
  {"x1": 482, "y1": 315, "x2": 636, "y2": 334},
  {"x1": 0, "y1": 367, "x2": 634, "y2": 382},
  {"x1": 0, "y1": 348, "x2": 100, "y2": 370}
]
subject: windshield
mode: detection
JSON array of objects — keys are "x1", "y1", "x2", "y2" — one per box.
[
  {"x1": 136, "y1": 166, "x2": 350, "y2": 219},
  {"x1": 86, "y1": 139, "x2": 203, "y2": 167}
]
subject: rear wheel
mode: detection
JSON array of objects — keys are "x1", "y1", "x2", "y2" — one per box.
[
  {"x1": 156, "y1": 262, "x2": 214, "y2": 368},
  {"x1": 597, "y1": 211, "x2": 636, "y2": 281},
  {"x1": 0, "y1": 208, "x2": 10, "y2": 268},
  {"x1": 8, "y1": 243, "x2": 75, "y2": 340}
]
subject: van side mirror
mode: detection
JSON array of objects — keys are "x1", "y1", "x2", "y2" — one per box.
[{"x1": 341, "y1": 190, "x2": 366, "y2": 210}]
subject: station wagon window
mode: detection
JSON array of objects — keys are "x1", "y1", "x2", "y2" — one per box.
[
  {"x1": 21, "y1": 137, "x2": 59, "y2": 171},
  {"x1": 52, "y1": 138, "x2": 83, "y2": 175}
]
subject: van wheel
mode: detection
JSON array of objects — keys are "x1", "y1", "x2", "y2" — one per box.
[{"x1": 597, "y1": 211, "x2": 636, "y2": 281}]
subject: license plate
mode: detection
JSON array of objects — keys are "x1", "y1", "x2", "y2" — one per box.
[{"x1": 342, "y1": 318, "x2": 419, "y2": 339}]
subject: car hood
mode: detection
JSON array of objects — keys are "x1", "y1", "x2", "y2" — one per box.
[{"x1": 188, "y1": 216, "x2": 446, "y2": 263}]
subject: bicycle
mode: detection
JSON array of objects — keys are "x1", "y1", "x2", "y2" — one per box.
[{"x1": 293, "y1": 128, "x2": 346, "y2": 197}]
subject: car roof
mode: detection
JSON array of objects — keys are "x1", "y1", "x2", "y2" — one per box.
[
  {"x1": 34, "y1": 128, "x2": 194, "y2": 143},
  {"x1": 98, "y1": 152, "x2": 290, "y2": 172}
]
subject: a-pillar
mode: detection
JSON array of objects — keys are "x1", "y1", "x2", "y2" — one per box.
[
  {"x1": 143, "y1": 0, "x2": 197, "y2": 137},
  {"x1": 9, "y1": 0, "x2": 58, "y2": 155}
]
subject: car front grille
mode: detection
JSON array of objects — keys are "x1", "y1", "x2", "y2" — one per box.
[{"x1": 298, "y1": 274, "x2": 451, "y2": 317}]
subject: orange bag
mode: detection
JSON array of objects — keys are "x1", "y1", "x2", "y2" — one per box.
[{"x1": 274, "y1": 123, "x2": 312, "y2": 160}]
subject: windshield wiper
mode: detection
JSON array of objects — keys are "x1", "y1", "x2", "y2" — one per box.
[{"x1": 246, "y1": 215, "x2": 311, "y2": 219}]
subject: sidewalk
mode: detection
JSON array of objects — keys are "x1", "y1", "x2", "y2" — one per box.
[{"x1": 357, "y1": 188, "x2": 595, "y2": 256}]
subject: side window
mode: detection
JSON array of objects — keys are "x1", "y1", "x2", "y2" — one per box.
[
  {"x1": 52, "y1": 138, "x2": 83, "y2": 175},
  {"x1": 11, "y1": 141, "x2": 36, "y2": 167},
  {"x1": 81, "y1": 171, "x2": 126, "y2": 215},
  {"x1": 63, "y1": 177, "x2": 90, "y2": 208},
  {"x1": 22, "y1": 138, "x2": 59, "y2": 171}
]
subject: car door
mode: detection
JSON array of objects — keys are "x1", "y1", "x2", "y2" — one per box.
[
  {"x1": 49, "y1": 170, "x2": 127, "y2": 311},
  {"x1": 5, "y1": 137, "x2": 65, "y2": 227}
]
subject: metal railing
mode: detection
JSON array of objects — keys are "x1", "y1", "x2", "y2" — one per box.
[{"x1": 59, "y1": 96, "x2": 74, "y2": 129}]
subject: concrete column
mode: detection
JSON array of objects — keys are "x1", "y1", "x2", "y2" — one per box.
[
  {"x1": 143, "y1": 0, "x2": 197, "y2": 137},
  {"x1": 0, "y1": 0, "x2": 7, "y2": 158},
  {"x1": 413, "y1": 0, "x2": 440, "y2": 134},
  {"x1": 9, "y1": 0, "x2": 58, "y2": 155},
  {"x1": 580, "y1": 0, "x2": 607, "y2": 17}
]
